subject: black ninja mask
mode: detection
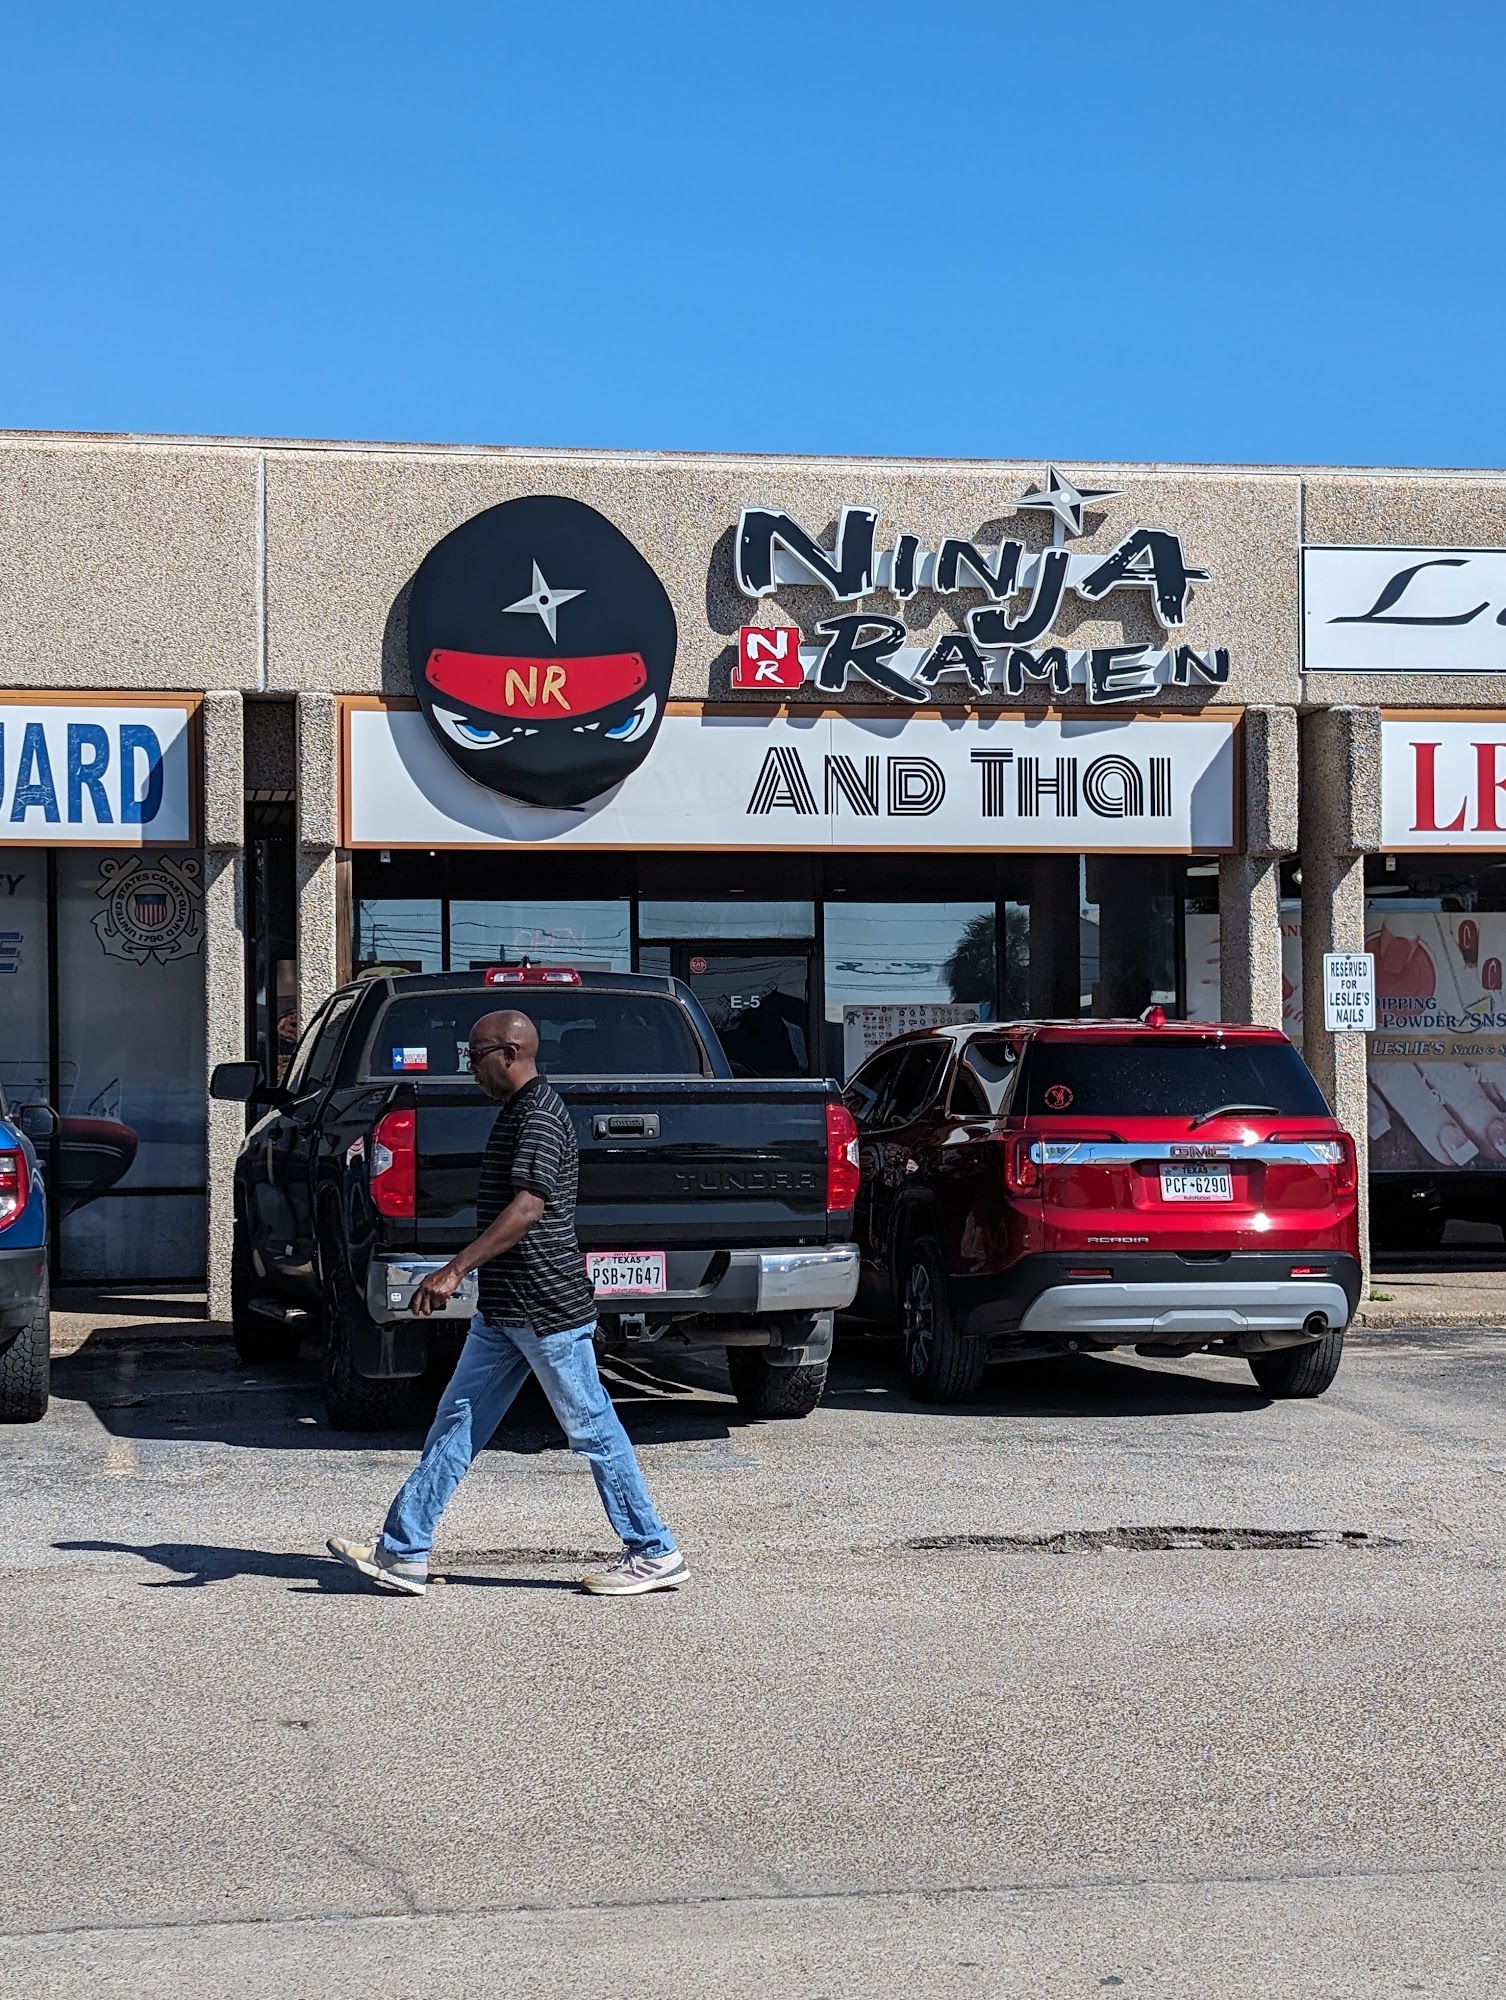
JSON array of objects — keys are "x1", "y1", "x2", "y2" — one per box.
[{"x1": 408, "y1": 495, "x2": 677, "y2": 809}]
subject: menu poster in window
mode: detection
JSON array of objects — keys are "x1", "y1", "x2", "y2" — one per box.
[{"x1": 842, "y1": 1003, "x2": 979, "y2": 1079}]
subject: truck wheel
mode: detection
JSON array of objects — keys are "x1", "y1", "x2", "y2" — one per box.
[
  {"x1": 900, "y1": 1237, "x2": 985, "y2": 1403},
  {"x1": 725, "y1": 1347, "x2": 827, "y2": 1419},
  {"x1": 230, "y1": 1215, "x2": 303, "y2": 1365},
  {"x1": 0, "y1": 1275, "x2": 49, "y2": 1423},
  {"x1": 320, "y1": 1252, "x2": 415, "y2": 1432},
  {"x1": 1249, "y1": 1327, "x2": 1345, "y2": 1399}
]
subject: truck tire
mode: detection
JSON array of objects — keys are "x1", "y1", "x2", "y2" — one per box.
[
  {"x1": 0, "y1": 1276, "x2": 49, "y2": 1423},
  {"x1": 900, "y1": 1236, "x2": 986, "y2": 1403},
  {"x1": 230, "y1": 1214, "x2": 303, "y2": 1365},
  {"x1": 320, "y1": 1248, "x2": 415, "y2": 1432},
  {"x1": 1248, "y1": 1326, "x2": 1345, "y2": 1398},
  {"x1": 725, "y1": 1347, "x2": 827, "y2": 1420}
]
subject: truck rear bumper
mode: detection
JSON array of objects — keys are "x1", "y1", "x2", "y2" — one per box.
[{"x1": 365, "y1": 1244, "x2": 859, "y2": 1327}]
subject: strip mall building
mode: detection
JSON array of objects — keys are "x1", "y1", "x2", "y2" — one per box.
[{"x1": 4, "y1": 431, "x2": 1506, "y2": 1303}]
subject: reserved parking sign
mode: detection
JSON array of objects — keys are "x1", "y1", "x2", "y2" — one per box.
[{"x1": 1323, "y1": 952, "x2": 1376, "y2": 1032}]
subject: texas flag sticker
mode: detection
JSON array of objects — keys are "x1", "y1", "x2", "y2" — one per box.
[{"x1": 392, "y1": 1047, "x2": 429, "y2": 1072}]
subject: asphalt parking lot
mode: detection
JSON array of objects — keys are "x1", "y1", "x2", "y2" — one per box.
[{"x1": 2, "y1": 1302, "x2": 1504, "y2": 1998}]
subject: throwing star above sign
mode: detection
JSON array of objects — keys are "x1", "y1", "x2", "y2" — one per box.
[{"x1": 1014, "y1": 466, "x2": 1121, "y2": 541}]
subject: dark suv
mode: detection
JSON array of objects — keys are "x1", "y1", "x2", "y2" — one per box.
[{"x1": 845, "y1": 1015, "x2": 1362, "y2": 1404}]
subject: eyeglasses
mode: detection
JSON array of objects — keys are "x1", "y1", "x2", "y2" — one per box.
[{"x1": 467, "y1": 1041, "x2": 515, "y2": 1064}]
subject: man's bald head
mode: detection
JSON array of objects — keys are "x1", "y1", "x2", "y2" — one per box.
[
  {"x1": 474, "y1": 1009, "x2": 538, "y2": 1058},
  {"x1": 467, "y1": 1009, "x2": 539, "y2": 1100}
]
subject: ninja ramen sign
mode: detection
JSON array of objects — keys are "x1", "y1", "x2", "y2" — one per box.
[{"x1": 733, "y1": 466, "x2": 1229, "y2": 706}]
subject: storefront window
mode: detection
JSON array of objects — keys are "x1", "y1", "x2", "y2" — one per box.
[
  {"x1": 446, "y1": 900, "x2": 630, "y2": 971},
  {"x1": 637, "y1": 900, "x2": 815, "y2": 939},
  {"x1": 0, "y1": 851, "x2": 49, "y2": 1116},
  {"x1": 355, "y1": 898, "x2": 443, "y2": 974},
  {"x1": 54, "y1": 850, "x2": 207, "y2": 1283},
  {"x1": 823, "y1": 901, "x2": 995, "y2": 1077}
]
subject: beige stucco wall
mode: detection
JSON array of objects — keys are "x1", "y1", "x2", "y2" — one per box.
[
  {"x1": 0, "y1": 431, "x2": 1504, "y2": 715},
  {"x1": 0, "y1": 440, "x2": 260, "y2": 691}
]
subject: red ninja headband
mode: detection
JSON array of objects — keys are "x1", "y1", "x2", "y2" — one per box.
[{"x1": 425, "y1": 649, "x2": 648, "y2": 720}]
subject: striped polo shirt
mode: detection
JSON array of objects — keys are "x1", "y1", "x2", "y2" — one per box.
[{"x1": 475, "y1": 1075, "x2": 596, "y2": 1335}]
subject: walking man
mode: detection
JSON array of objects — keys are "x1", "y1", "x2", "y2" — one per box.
[{"x1": 328, "y1": 1008, "x2": 686, "y2": 1598}]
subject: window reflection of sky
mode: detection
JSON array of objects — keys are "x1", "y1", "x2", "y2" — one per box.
[{"x1": 823, "y1": 903, "x2": 994, "y2": 1020}]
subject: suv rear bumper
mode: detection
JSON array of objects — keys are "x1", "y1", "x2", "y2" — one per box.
[
  {"x1": 955, "y1": 1251, "x2": 1362, "y2": 1345},
  {"x1": 0, "y1": 1242, "x2": 46, "y2": 1335}
]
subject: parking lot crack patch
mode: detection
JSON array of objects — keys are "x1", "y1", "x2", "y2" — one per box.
[{"x1": 890, "y1": 1527, "x2": 1405, "y2": 1553}]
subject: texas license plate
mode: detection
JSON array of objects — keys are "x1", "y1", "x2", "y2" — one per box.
[
  {"x1": 587, "y1": 1251, "x2": 668, "y2": 1296},
  {"x1": 1160, "y1": 1168, "x2": 1234, "y2": 1202}
]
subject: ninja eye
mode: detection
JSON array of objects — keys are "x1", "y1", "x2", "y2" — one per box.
[
  {"x1": 602, "y1": 694, "x2": 658, "y2": 744},
  {"x1": 434, "y1": 708, "x2": 506, "y2": 750}
]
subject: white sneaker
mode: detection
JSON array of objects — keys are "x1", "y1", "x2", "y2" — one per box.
[
  {"x1": 326, "y1": 1535, "x2": 428, "y2": 1596},
  {"x1": 579, "y1": 1549, "x2": 690, "y2": 1596}
]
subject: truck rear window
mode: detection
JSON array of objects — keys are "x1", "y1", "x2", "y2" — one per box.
[
  {"x1": 366, "y1": 990, "x2": 705, "y2": 1078},
  {"x1": 1020, "y1": 1036, "x2": 1329, "y2": 1120}
]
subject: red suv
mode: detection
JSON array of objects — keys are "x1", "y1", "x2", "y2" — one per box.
[{"x1": 844, "y1": 1015, "x2": 1361, "y2": 1404}]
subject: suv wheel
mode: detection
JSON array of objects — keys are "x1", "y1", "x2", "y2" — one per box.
[
  {"x1": 320, "y1": 1244, "x2": 415, "y2": 1432},
  {"x1": 230, "y1": 1214, "x2": 303, "y2": 1366},
  {"x1": 900, "y1": 1237, "x2": 985, "y2": 1403},
  {"x1": 1248, "y1": 1326, "x2": 1345, "y2": 1399},
  {"x1": 725, "y1": 1347, "x2": 827, "y2": 1420},
  {"x1": 0, "y1": 1274, "x2": 49, "y2": 1423}
]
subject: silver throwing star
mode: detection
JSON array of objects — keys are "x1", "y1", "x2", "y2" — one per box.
[
  {"x1": 1014, "y1": 465, "x2": 1120, "y2": 540},
  {"x1": 501, "y1": 560, "x2": 585, "y2": 641}
]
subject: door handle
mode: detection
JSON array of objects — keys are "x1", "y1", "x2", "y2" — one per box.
[{"x1": 592, "y1": 1114, "x2": 661, "y2": 1139}]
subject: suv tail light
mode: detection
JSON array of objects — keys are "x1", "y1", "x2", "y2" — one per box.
[
  {"x1": 826, "y1": 1102, "x2": 860, "y2": 1213},
  {"x1": 0, "y1": 1149, "x2": 28, "y2": 1229},
  {"x1": 370, "y1": 1109, "x2": 417, "y2": 1218},
  {"x1": 1002, "y1": 1133, "x2": 1117, "y2": 1195},
  {"x1": 484, "y1": 966, "x2": 581, "y2": 986},
  {"x1": 1271, "y1": 1132, "x2": 1357, "y2": 1192}
]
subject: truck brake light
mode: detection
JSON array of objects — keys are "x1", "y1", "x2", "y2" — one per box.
[
  {"x1": 825, "y1": 1102, "x2": 860, "y2": 1212},
  {"x1": 1003, "y1": 1135, "x2": 1038, "y2": 1194},
  {"x1": 370, "y1": 1109, "x2": 417, "y2": 1218},
  {"x1": 0, "y1": 1149, "x2": 28, "y2": 1229},
  {"x1": 484, "y1": 966, "x2": 581, "y2": 986}
]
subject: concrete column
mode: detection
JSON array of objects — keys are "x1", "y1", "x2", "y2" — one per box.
[
  {"x1": 296, "y1": 693, "x2": 341, "y2": 1034},
  {"x1": 1299, "y1": 705, "x2": 1382, "y2": 1285},
  {"x1": 201, "y1": 692, "x2": 245, "y2": 1320},
  {"x1": 1220, "y1": 707, "x2": 1297, "y2": 1027}
]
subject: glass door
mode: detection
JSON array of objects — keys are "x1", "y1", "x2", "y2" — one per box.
[{"x1": 670, "y1": 943, "x2": 814, "y2": 1077}]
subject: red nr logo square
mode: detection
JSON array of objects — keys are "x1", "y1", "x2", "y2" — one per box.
[{"x1": 734, "y1": 626, "x2": 805, "y2": 688}]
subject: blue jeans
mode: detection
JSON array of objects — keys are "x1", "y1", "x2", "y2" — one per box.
[{"x1": 379, "y1": 1315, "x2": 677, "y2": 1564}]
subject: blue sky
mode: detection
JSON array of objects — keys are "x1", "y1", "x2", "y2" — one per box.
[{"x1": 1, "y1": 1, "x2": 1501, "y2": 467}]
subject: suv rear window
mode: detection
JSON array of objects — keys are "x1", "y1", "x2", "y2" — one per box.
[
  {"x1": 1019, "y1": 1035, "x2": 1329, "y2": 1120},
  {"x1": 366, "y1": 989, "x2": 706, "y2": 1078}
]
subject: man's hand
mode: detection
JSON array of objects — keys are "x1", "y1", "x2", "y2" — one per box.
[{"x1": 411, "y1": 1263, "x2": 464, "y2": 1317}]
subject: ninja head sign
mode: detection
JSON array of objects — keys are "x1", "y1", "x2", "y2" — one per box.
[{"x1": 408, "y1": 496, "x2": 677, "y2": 809}]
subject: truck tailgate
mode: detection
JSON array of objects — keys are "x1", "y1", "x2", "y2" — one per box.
[{"x1": 413, "y1": 1077, "x2": 835, "y2": 1254}]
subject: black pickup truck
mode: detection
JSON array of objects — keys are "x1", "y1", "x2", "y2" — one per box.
[{"x1": 211, "y1": 967, "x2": 860, "y2": 1429}]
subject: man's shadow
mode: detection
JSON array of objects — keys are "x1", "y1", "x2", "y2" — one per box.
[{"x1": 54, "y1": 1539, "x2": 587, "y2": 1592}]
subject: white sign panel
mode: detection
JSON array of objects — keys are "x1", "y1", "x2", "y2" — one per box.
[
  {"x1": 1381, "y1": 718, "x2": 1506, "y2": 847},
  {"x1": 842, "y1": 1003, "x2": 979, "y2": 1078},
  {"x1": 0, "y1": 703, "x2": 195, "y2": 846},
  {"x1": 1324, "y1": 952, "x2": 1375, "y2": 1032},
  {"x1": 347, "y1": 705, "x2": 1237, "y2": 853},
  {"x1": 1304, "y1": 547, "x2": 1506, "y2": 673}
]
